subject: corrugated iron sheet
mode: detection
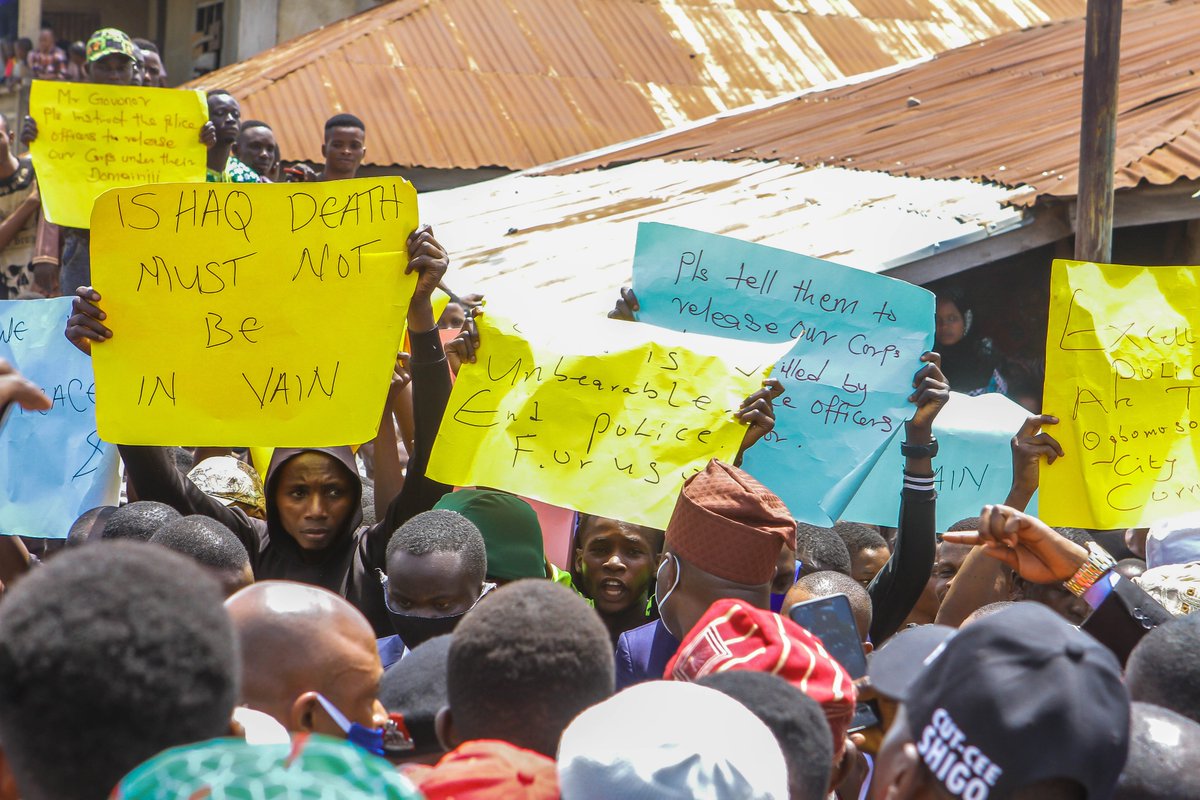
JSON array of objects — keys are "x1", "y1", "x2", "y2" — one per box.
[
  {"x1": 420, "y1": 158, "x2": 1031, "y2": 314},
  {"x1": 187, "y1": 0, "x2": 1088, "y2": 170},
  {"x1": 551, "y1": 0, "x2": 1199, "y2": 201}
]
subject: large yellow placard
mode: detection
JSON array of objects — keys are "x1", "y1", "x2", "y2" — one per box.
[
  {"x1": 426, "y1": 309, "x2": 789, "y2": 528},
  {"x1": 1042, "y1": 259, "x2": 1200, "y2": 528},
  {"x1": 90, "y1": 178, "x2": 419, "y2": 447},
  {"x1": 29, "y1": 80, "x2": 208, "y2": 229}
]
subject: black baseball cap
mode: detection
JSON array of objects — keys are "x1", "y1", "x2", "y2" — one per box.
[{"x1": 869, "y1": 604, "x2": 1129, "y2": 799}]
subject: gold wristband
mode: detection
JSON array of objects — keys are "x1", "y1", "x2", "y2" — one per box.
[{"x1": 1064, "y1": 541, "x2": 1116, "y2": 597}]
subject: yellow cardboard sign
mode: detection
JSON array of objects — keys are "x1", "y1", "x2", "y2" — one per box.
[
  {"x1": 426, "y1": 309, "x2": 789, "y2": 528},
  {"x1": 90, "y1": 178, "x2": 419, "y2": 447},
  {"x1": 29, "y1": 80, "x2": 208, "y2": 228},
  {"x1": 1043, "y1": 259, "x2": 1200, "y2": 528}
]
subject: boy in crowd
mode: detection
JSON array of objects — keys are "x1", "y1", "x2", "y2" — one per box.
[{"x1": 377, "y1": 509, "x2": 492, "y2": 668}]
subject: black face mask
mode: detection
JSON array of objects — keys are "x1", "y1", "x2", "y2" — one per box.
[
  {"x1": 386, "y1": 609, "x2": 468, "y2": 650},
  {"x1": 378, "y1": 574, "x2": 496, "y2": 650}
]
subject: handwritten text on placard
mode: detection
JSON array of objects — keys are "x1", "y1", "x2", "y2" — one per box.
[
  {"x1": 1042, "y1": 260, "x2": 1200, "y2": 528},
  {"x1": 843, "y1": 392, "x2": 1036, "y2": 530},
  {"x1": 89, "y1": 178, "x2": 418, "y2": 447},
  {"x1": 29, "y1": 81, "x2": 208, "y2": 228},
  {"x1": 426, "y1": 310, "x2": 788, "y2": 528},
  {"x1": 632, "y1": 223, "x2": 935, "y2": 526},
  {"x1": 1, "y1": 298, "x2": 119, "y2": 538}
]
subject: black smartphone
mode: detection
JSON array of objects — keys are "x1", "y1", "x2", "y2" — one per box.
[{"x1": 788, "y1": 593, "x2": 879, "y2": 731}]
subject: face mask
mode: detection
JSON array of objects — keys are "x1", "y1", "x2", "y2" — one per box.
[
  {"x1": 655, "y1": 553, "x2": 681, "y2": 637},
  {"x1": 387, "y1": 610, "x2": 466, "y2": 649},
  {"x1": 379, "y1": 574, "x2": 495, "y2": 649},
  {"x1": 770, "y1": 559, "x2": 803, "y2": 613},
  {"x1": 314, "y1": 693, "x2": 387, "y2": 756}
]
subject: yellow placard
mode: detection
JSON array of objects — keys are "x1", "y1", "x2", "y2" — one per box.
[
  {"x1": 90, "y1": 178, "x2": 419, "y2": 447},
  {"x1": 426, "y1": 309, "x2": 789, "y2": 528},
  {"x1": 29, "y1": 80, "x2": 208, "y2": 229},
  {"x1": 1042, "y1": 259, "x2": 1200, "y2": 528}
]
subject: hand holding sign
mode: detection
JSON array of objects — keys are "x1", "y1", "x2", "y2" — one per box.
[
  {"x1": 406, "y1": 225, "x2": 449, "y2": 332},
  {"x1": 1005, "y1": 415, "x2": 1063, "y2": 512}
]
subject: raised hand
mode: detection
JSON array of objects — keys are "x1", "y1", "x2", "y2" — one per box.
[
  {"x1": 65, "y1": 286, "x2": 112, "y2": 356},
  {"x1": 607, "y1": 287, "x2": 639, "y2": 322},
  {"x1": 942, "y1": 504, "x2": 1088, "y2": 585}
]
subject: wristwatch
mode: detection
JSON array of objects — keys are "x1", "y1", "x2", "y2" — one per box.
[
  {"x1": 900, "y1": 437, "x2": 938, "y2": 459},
  {"x1": 1064, "y1": 541, "x2": 1117, "y2": 597}
]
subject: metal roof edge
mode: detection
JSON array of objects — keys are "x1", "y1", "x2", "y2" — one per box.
[{"x1": 878, "y1": 206, "x2": 1035, "y2": 273}]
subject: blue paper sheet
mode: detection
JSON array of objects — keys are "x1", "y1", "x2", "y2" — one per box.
[
  {"x1": 631, "y1": 223, "x2": 934, "y2": 525},
  {"x1": 0, "y1": 298, "x2": 119, "y2": 538},
  {"x1": 841, "y1": 392, "x2": 1038, "y2": 530}
]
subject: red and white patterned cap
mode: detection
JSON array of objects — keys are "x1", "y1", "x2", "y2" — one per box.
[{"x1": 665, "y1": 598, "x2": 857, "y2": 758}]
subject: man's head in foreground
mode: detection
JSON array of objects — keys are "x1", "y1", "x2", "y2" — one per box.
[
  {"x1": 558, "y1": 680, "x2": 789, "y2": 799},
  {"x1": 869, "y1": 603, "x2": 1129, "y2": 800},
  {"x1": 0, "y1": 542, "x2": 239, "y2": 800},
  {"x1": 657, "y1": 459, "x2": 796, "y2": 640},
  {"x1": 149, "y1": 515, "x2": 253, "y2": 596},
  {"x1": 225, "y1": 581, "x2": 387, "y2": 746},
  {"x1": 441, "y1": 579, "x2": 613, "y2": 757},
  {"x1": 384, "y1": 510, "x2": 489, "y2": 649}
]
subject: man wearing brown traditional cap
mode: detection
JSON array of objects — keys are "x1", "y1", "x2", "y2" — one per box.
[{"x1": 614, "y1": 459, "x2": 796, "y2": 689}]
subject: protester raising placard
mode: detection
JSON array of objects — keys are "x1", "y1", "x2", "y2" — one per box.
[
  {"x1": 427, "y1": 308, "x2": 789, "y2": 528},
  {"x1": 88, "y1": 178, "x2": 419, "y2": 446},
  {"x1": 28, "y1": 80, "x2": 208, "y2": 229},
  {"x1": 631, "y1": 223, "x2": 935, "y2": 525}
]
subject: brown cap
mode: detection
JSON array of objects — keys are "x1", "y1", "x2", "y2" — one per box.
[{"x1": 665, "y1": 460, "x2": 796, "y2": 585}]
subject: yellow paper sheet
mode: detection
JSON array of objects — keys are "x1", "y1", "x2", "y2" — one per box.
[
  {"x1": 1042, "y1": 259, "x2": 1200, "y2": 528},
  {"x1": 426, "y1": 309, "x2": 790, "y2": 528},
  {"x1": 29, "y1": 81, "x2": 208, "y2": 229},
  {"x1": 90, "y1": 178, "x2": 419, "y2": 447}
]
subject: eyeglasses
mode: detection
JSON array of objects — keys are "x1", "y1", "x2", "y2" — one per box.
[
  {"x1": 377, "y1": 572, "x2": 496, "y2": 616},
  {"x1": 313, "y1": 693, "x2": 413, "y2": 756}
]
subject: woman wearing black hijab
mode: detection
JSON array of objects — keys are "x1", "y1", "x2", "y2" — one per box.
[{"x1": 935, "y1": 288, "x2": 1007, "y2": 396}]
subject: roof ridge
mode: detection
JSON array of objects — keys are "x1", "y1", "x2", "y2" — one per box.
[{"x1": 186, "y1": 0, "x2": 429, "y2": 90}]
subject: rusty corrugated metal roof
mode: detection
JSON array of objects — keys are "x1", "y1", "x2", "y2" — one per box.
[
  {"x1": 187, "y1": 0, "x2": 1090, "y2": 170},
  {"x1": 548, "y1": 0, "x2": 1198, "y2": 201}
]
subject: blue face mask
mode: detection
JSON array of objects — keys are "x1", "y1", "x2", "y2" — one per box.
[
  {"x1": 313, "y1": 693, "x2": 413, "y2": 757},
  {"x1": 770, "y1": 559, "x2": 803, "y2": 613}
]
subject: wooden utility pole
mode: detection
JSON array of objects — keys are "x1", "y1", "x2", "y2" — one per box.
[{"x1": 1074, "y1": 0, "x2": 1124, "y2": 262}]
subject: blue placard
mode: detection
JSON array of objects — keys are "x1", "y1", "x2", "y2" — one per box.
[
  {"x1": 0, "y1": 298, "x2": 119, "y2": 538},
  {"x1": 631, "y1": 223, "x2": 934, "y2": 525},
  {"x1": 841, "y1": 392, "x2": 1038, "y2": 530}
]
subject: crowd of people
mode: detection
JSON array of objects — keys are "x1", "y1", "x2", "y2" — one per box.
[
  {"x1": 3, "y1": 26, "x2": 166, "y2": 91},
  {"x1": 0, "y1": 22, "x2": 1197, "y2": 800}
]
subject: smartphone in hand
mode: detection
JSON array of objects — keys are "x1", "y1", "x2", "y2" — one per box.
[{"x1": 789, "y1": 593, "x2": 879, "y2": 731}]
